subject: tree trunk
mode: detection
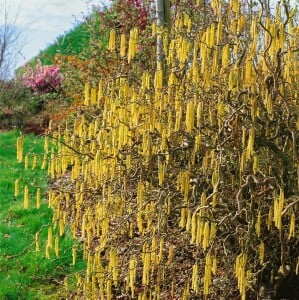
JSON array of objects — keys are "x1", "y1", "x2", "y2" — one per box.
[{"x1": 155, "y1": 0, "x2": 170, "y2": 84}]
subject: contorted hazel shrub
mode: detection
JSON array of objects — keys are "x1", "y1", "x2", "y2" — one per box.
[{"x1": 22, "y1": 60, "x2": 64, "y2": 94}]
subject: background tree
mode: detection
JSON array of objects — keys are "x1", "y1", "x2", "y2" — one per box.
[{"x1": 0, "y1": 0, "x2": 21, "y2": 80}]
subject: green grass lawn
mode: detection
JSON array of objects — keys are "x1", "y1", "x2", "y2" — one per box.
[{"x1": 0, "y1": 131, "x2": 85, "y2": 299}]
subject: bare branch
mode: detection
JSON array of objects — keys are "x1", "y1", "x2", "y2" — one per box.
[{"x1": 0, "y1": 0, "x2": 21, "y2": 79}]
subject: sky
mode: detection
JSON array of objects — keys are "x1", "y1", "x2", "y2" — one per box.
[{"x1": 0, "y1": 0, "x2": 110, "y2": 74}]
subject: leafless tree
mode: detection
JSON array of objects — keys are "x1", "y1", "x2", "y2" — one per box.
[{"x1": 0, "y1": 0, "x2": 21, "y2": 80}]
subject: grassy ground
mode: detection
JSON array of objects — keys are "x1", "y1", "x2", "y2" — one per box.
[{"x1": 0, "y1": 131, "x2": 85, "y2": 299}]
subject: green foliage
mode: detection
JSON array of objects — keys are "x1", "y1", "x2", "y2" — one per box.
[
  {"x1": 0, "y1": 79, "x2": 53, "y2": 129},
  {"x1": 38, "y1": 22, "x2": 91, "y2": 66},
  {"x1": 0, "y1": 131, "x2": 85, "y2": 299},
  {"x1": 0, "y1": 80, "x2": 30, "y2": 109},
  {"x1": 0, "y1": 80, "x2": 31, "y2": 129}
]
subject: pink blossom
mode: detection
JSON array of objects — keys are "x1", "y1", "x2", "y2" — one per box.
[{"x1": 22, "y1": 60, "x2": 64, "y2": 94}]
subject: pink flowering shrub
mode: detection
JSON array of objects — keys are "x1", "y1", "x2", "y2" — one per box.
[{"x1": 22, "y1": 60, "x2": 64, "y2": 94}]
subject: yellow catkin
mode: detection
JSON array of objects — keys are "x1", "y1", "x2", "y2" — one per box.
[
  {"x1": 17, "y1": 135, "x2": 24, "y2": 163},
  {"x1": 44, "y1": 136, "x2": 49, "y2": 153},
  {"x1": 222, "y1": 44, "x2": 230, "y2": 69},
  {"x1": 72, "y1": 245, "x2": 77, "y2": 265},
  {"x1": 259, "y1": 241, "x2": 265, "y2": 264},
  {"x1": 158, "y1": 161, "x2": 165, "y2": 185},
  {"x1": 45, "y1": 243, "x2": 50, "y2": 259},
  {"x1": 142, "y1": 243, "x2": 151, "y2": 285},
  {"x1": 154, "y1": 62, "x2": 163, "y2": 90},
  {"x1": 210, "y1": 222, "x2": 217, "y2": 240},
  {"x1": 35, "y1": 232, "x2": 40, "y2": 251},
  {"x1": 237, "y1": 15, "x2": 246, "y2": 32},
  {"x1": 157, "y1": 238, "x2": 164, "y2": 263},
  {"x1": 90, "y1": 88, "x2": 97, "y2": 105},
  {"x1": 41, "y1": 153, "x2": 47, "y2": 170},
  {"x1": 192, "y1": 49, "x2": 199, "y2": 84},
  {"x1": 212, "y1": 168, "x2": 219, "y2": 190},
  {"x1": 49, "y1": 150, "x2": 55, "y2": 179},
  {"x1": 64, "y1": 277, "x2": 68, "y2": 287},
  {"x1": 201, "y1": 191, "x2": 207, "y2": 206},
  {"x1": 120, "y1": 34, "x2": 126, "y2": 57},
  {"x1": 128, "y1": 258, "x2": 137, "y2": 297},
  {"x1": 36, "y1": 188, "x2": 41, "y2": 209},
  {"x1": 204, "y1": 253, "x2": 212, "y2": 296},
  {"x1": 216, "y1": 19, "x2": 222, "y2": 43},
  {"x1": 240, "y1": 151, "x2": 246, "y2": 174},
  {"x1": 59, "y1": 217, "x2": 65, "y2": 236},
  {"x1": 109, "y1": 248, "x2": 119, "y2": 285},
  {"x1": 32, "y1": 155, "x2": 37, "y2": 169},
  {"x1": 167, "y1": 244, "x2": 174, "y2": 265},
  {"x1": 137, "y1": 181, "x2": 144, "y2": 208},
  {"x1": 107, "y1": 279, "x2": 112, "y2": 300},
  {"x1": 152, "y1": 21, "x2": 157, "y2": 36},
  {"x1": 97, "y1": 80, "x2": 104, "y2": 107},
  {"x1": 288, "y1": 212, "x2": 296, "y2": 239},
  {"x1": 228, "y1": 67, "x2": 237, "y2": 90},
  {"x1": 217, "y1": 100, "x2": 225, "y2": 127},
  {"x1": 186, "y1": 100, "x2": 195, "y2": 133},
  {"x1": 246, "y1": 127, "x2": 255, "y2": 160},
  {"x1": 212, "y1": 256, "x2": 217, "y2": 275},
  {"x1": 235, "y1": 253, "x2": 247, "y2": 299},
  {"x1": 250, "y1": 97, "x2": 257, "y2": 120},
  {"x1": 24, "y1": 185, "x2": 29, "y2": 209},
  {"x1": 55, "y1": 236, "x2": 59, "y2": 257},
  {"x1": 108, "y1": 29, "x2": 116, "y2": 51},
  {"x1": 296, "y1": 257, "x2": 299, "y2": 275},
  {"x1": 14, "y1": 178, "x2": 19, "y2": 197},
  {"x1": 47, "y1": 226, "x2": 53, "y2": 250},
  {"x1": 255, "y1": 210, "x2": 261, "y2": 238},
  {"x1": 202, "y1": 221, "x2": 210, "y2": 250},
  {"x1": 231, "y1": 0, "x2": 240, "y2": 14},
  {"x1": 128, "y1": 28, "x2": 138, "y2": 63},
  {"x1": 179, "y1": 207, "x2": 187, "y2": 228},
  {"x1": 84, "y1": 82, "x2": 90, "y2": 106},
  {"x1": 253, "y1": 153, "x2": 259, "y2": 174},
  {"x1": 274, "y1": 188, "x2": 285, "y2": 229},
  {"x1": 244, "y1": 59, "x2": 253, "y2": 86},
  {"x1": 191, "y1": 213, "x2": 197, "y2": 243},
  {"x1": 273, "y1": 197, "x2": 279, "y2": 228},
  {"x1": 185, "y1": 209, "x2": 191, "y2": 232},
  {"x1": 191, "y1": 263, "x2": 199, "y2": 293}
]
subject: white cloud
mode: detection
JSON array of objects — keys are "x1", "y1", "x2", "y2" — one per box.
[{"x1": 0, "y1": 0, "x2": 109, "y2": 72}]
